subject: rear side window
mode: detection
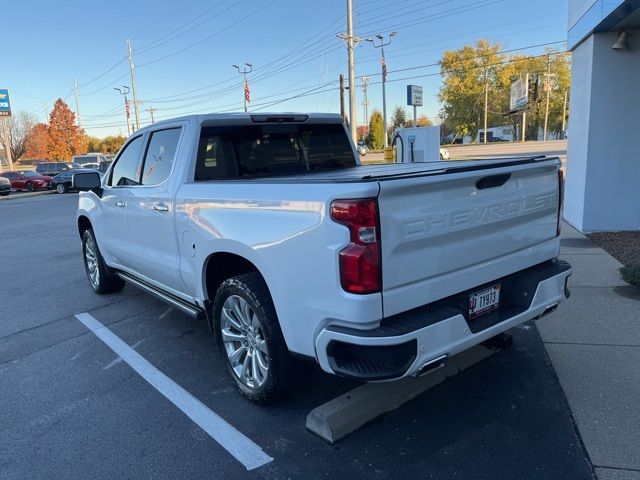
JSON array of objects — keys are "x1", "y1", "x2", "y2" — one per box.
[
  {"x1": 141, "y1": 128, "x2": 181, "y2": 186},
  {"x1": 195, "y1": 123, "x2": 356, "y2": 180},
  {"x1": 109, "y1": 136, "x2": 144, "y2": 187}
]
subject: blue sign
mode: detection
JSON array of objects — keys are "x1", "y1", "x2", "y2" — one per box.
[{"x1": 0, "y1": 89, "x2": 11, "y2": 116}]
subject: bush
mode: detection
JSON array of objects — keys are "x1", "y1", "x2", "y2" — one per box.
[{"x1": 620, "y1": 263, "x2": 640, "y2": 287}]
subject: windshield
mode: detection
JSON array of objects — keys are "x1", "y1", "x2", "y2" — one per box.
[{"x1": 195, "y1": 123, "x2": 356, "y2": 180}]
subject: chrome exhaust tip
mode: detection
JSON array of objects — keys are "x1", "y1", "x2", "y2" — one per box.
[{"x1": 416, "y1": 354, "x2": 448, "y2": 378}]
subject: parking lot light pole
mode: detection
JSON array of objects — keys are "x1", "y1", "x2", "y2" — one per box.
[
  {"x1": 114, "y1": 86, "x2": 131, "y2": 136},
  {"x1": 233, "y1": 63, "x2": 252, "y2": 113},
  {"x1": 366, "y1": 32, "x2": 397, "y2": 147}
]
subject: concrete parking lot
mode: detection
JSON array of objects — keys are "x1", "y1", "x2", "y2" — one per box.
[{"x1": 1, "y1": 193, "x2": 595, "y2": 479}]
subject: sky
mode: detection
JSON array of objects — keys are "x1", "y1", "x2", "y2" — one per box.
[{"x1": 4, "y1": 0, "x2": 568, "y2": 137}]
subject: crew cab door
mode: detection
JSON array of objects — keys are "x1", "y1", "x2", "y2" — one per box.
[
  {"x1": 97, "y1": 134, "x2": 145, "y2": 267},
  {"x1": 124, "y1": 127, "x2": 185, "y2": 295}
]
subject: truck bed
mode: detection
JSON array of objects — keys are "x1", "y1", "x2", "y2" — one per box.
[{"x1": 217, "y1": 155, "x2": 556, "y2": 183}]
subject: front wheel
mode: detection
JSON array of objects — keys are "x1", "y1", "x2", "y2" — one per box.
[
  {"x1": 81, "y1": 229, "x2": 125, "y2": 294},
  {"x1": 56, "y1": 183, "x2": 67, "y2": 194},
  {"x1": 212, "y1": 272, "x2": 303, "y2": 403},
  {"x1": 25, "y1": 182, "x2": 34, "y2": 192}
]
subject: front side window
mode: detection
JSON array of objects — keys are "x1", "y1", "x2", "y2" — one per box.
[
  {"x1": 109, "y1": 136, "x2": 144, "y2": 187},
  {"x1": 141, "y1": 128, "x2": 181, "y2": 186}
]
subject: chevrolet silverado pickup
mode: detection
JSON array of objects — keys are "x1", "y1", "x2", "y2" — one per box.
[{"x1": 73, "y1": 113, "x2": 571, "y2": 402}]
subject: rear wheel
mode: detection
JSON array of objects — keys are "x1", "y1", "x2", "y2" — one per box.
[
  {"x1": 56, "y1": 183, "x2": 67, "y2": 194},
  {"x1": 81, "y1": 229, "x2": 125, "y2": 294},
  {"x1": 212, "y1": 272, "x2": 303, "y2": 403}
]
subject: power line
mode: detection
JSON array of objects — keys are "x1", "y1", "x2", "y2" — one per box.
[{"x1": 138, "y1": 0, "x2": 278, "y2": 67}]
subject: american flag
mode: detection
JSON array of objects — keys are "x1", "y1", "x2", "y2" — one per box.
[
  {"x1": 381, "y1": 56, "x2": 387, "y2": 82},
  {"x1": 244, "y1": 79, "x2": 251, "y2": 104}
]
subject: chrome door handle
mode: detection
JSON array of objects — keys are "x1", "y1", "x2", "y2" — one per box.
[
  {"x1": 153, "y1": 203, "x2": 169, "y2": 213},
  {"x1": 116, "y1": 201, "x2": 126, "y2": 208}
]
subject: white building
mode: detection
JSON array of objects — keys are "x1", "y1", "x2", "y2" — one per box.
[{"x1": 565, "y1": 0, "x2": 640, "y2": 231}]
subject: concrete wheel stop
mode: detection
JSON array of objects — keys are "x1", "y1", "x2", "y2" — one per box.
[{"x1": 306, "y1": 342, "x2": 501, "y2": 444}]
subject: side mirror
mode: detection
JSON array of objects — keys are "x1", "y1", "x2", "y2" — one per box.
[{"x1": 72, "y1": 172, "x2": 102, "y2": 191}]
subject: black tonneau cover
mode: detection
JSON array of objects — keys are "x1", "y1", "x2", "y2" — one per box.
[{"x1": 219, "y1": 155, "x2": 559, "y2": 183}]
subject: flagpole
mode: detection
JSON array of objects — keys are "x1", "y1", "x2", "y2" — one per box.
[
  {"x1": 233, "y1": 63, "x2": 252, "y2": 113},
  {"x1": 243, "y1": 74, "x2": 248, "y2": 113}
]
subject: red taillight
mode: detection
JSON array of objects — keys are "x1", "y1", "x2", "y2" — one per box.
[
  {"x1": 557, "y1": 169, "x2": 564, "y2": 237},
  {"x1": 331, "y1": 198, "x2": 381, "y2": 294}
]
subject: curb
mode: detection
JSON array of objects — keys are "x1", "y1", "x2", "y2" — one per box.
[
  {"x1": 306, "y1": 345, "x2": 496, "y2": 444},
  {"x1": 0, "y1": 190, "x2": 57, "y2": 201}
]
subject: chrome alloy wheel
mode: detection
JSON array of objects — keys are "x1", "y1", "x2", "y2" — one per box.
[
  {"x1": 84, "y1": 236, "x2": 100, "y2": 288},
  {"x1": 220, "y1": 295, "x2": 270, "y2": 389}
]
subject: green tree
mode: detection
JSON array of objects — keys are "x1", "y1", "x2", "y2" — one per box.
[
  {"x1": 439, "y1": 39, "x2": 506, "y2": 141},
  {"x1": 391, "y1": 106, "x2": 408, "y2": 129},
  {"x1": 84, "y1": 135, "x2": 102, "y2": 153},
  {"x1": 100, "y1": 135, "x2": 126, "y2": 154},
  {"x1": 367, "y1": 110, "x2": 384, "y2": 150}
]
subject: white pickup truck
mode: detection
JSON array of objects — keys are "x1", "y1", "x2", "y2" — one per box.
[{"x1": 74, "y1": 113, "x2": 571, "y2": 402}]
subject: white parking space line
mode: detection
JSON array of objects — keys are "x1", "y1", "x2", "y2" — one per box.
[{"x1": 74, "y1": 312, "x2": 273, "y2": 470}]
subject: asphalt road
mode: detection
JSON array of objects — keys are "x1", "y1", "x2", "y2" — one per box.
[
  {"x1": 0, "y1": 193, "x2": 594, "y2": 479},
  {"x1": 363, "y1": 140, "x2": 567, "y2": 166}
]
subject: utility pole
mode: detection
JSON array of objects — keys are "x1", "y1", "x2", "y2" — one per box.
[
  {"x1": 127, "y1": 39, "x2": 141, "y2": 131},
  {"x1": 543, "y1": 54, "x2": 552, "y2": 141},
  {"x1": 361, "y1": 76, "x2": 369, "y2": 130},
  {"x1": 366, "y1": 32, "x2": 397, "y2": 147},
  {"x1": 73, "y1": 79, "x2": 81, "y2": 128},
  {"x1": 233, "y1": 63, "x2": 252, "y2": 112},
  {"x1": 339, "y1": 74, "x2": 346, "y2": 121},
  {"x1": 483, "y1": 68, "x2": 488, "y2": 144},
  {"x1": 561, "y1": 90, "x2": 568, "y2": 139},
  {"x1": 146, "y1": 106, "x2": 157, "y2": 124},
  {"x1": 114, "y1": 86, "x2": 131, "y2": 136},
  {"x1": 346, "y1": 0, "x2": 357, "y2": 141}
]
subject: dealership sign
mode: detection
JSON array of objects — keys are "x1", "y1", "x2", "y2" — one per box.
[
  {"x1": 509, "y1": 77, "x2": 528, "y2": 112},
  {"x1": 0, "y1": 89, "x2": 11, "y2": 116},
  {"x1": 406, "y1": 84, "x2": 423, "y2": 106}
]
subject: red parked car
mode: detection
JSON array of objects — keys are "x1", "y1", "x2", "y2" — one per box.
[{"x1": 0, "y1": 171, "x2": 52, "y2": 191}]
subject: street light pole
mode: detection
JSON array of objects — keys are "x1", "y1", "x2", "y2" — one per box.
[
  {"x1": 366, "y1": 32, "x2": 397, "y2": 148},
  {"x1": 233, "y1": 63, "x2": 252, "y2": 112},
  {"x1": 114, "y1": 86, "x2": 131, "y2": 136}
]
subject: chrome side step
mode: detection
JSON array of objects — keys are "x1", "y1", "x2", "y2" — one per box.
[{"x1": 115, "y1": 271, "x2": 205, "y2": 320}]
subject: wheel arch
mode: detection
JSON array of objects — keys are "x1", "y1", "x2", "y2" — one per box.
[
  {"x1": 77, "y1": 215, "x2": 92, "y2": 239},
  {"x1": 202, "y1": 251, "x2": 267, "y2": 303}
]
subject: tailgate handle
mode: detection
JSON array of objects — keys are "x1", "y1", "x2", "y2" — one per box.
[{"x1": 476, "y1": 173, "x2": 511, "y2": 190}]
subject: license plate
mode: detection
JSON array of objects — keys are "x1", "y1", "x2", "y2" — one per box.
[{"x1": 469, "y1": 284, "x2": 501, "y2": 319}]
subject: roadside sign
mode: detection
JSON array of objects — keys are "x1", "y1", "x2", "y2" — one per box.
[
  {"x1": 407, "y1": 85, "x2": 423, "y2": 106},
  {"x1": 509, "y1": 77, "x2": 528, "y2": 112},
  {"x1": 0, "y1": 89, "x2": 11, "y2": 116}
]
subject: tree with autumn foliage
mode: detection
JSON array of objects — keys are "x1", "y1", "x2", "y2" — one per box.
[
  {"x1": 24, "y1": 123, "x2": 51, "y2": 159},
  {"x1": 47, "y1": 99, "x2": 85, "y2": 160}
]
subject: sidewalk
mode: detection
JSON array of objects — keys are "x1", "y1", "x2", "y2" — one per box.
[{"x1": 537, "y1": 223, "x2": 640, "y2": 480}]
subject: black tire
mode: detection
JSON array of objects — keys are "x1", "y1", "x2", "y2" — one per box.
[
  {"x1": 0, "y1": 192, "x2": 9, "y2": 197},
  {"x1": 81, "y1": 229, "x2": 125, "y2": 294},
  {"x1": 212, "y1": 272, "x2": 303, "y2": 403},
  {"x1": 439, "y1": 153, "x2": 444, "y2": 160},
  {"x1": 25, "y1": 182, "x2": 34, "y2": 192},
  {"x1": 56, "y1": 183, "x2": 67, "y2": 194}
]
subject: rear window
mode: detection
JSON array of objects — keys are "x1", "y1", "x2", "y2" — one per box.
[{"x1": 195, "y1": 123, "x2": 356, "y2": 180}]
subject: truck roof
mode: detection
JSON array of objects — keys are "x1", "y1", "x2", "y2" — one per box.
[{"x1": 136, "y1": 112, "x2": 344, "y2": 133}]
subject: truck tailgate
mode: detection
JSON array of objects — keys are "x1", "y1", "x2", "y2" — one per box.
[{"x1": 377, "y1": 158, "x2": 561, "y2": 317}]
